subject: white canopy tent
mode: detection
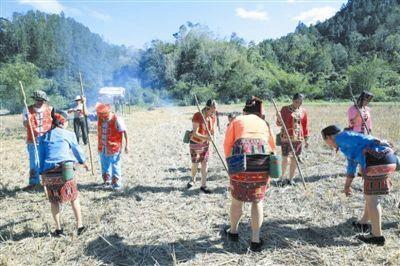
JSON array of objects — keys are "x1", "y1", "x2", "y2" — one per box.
[{"x1": 98, "y1": 87, "x2": 125, "y2": 104}]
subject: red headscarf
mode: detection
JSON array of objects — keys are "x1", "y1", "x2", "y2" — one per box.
[{"x1": 96, "y1": 103, "x2": 112, "y2": 120}]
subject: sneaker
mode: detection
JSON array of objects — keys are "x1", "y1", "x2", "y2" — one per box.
[
  {"x1": 223, "y1": 227, "x2": 239, "y2": 242},
  {"x1": 187, "y1": 181, "x2": 194, "y2": 189},
  {"x1": 103, "y1": 181, "x2": 112, "y2": 188},
  {"x1": 356, "y1": 234, "x2": 385, "y2": 246},
  {"x1": 53, "y1": 229, "x2": 65, "y2": 237},
  {"x1": 287, "y1": 180, "x2": 297, "y2": 186},
  {"x1": 77, "y1": 226, "x2": 87, "y2": 236},
  {"x1": 352, "y1": 221, "x2": 370, "y2": 233},
  {"x1": 200, "y1": 186, "x2": 212, "y2": 194},
  {"x1": 250, "y1": 239, "x2": 264, "y2": 252}
]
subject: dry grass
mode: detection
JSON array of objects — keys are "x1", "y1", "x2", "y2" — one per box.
[{"x1": 0, "y1": 103, "x2": 399, "y2": 266}]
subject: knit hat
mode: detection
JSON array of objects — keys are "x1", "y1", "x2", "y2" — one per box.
[{"x1": 31, "y1": 90, "x2": 49, "y2": 102}]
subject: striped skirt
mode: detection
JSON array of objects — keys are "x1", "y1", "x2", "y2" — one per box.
[
  {"x1": 189, "y1": 141, "x2": 210, "y2": 163},
  {"x1": 229, "y1": 138, "x2": 270, "y2": 203},
  {"x1": 42, "y1": 167, "x2": 78, "y2": 203},
  {"x1": 363, "y1": 148, "x2": 397, "y2": 195}
]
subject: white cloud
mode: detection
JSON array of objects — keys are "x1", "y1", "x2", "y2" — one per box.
[
  {"x1": 293, "y1": 6, "x2": 336, "y2": 24},
  {"x1": 87, "y1": 9, "x2": 112, "y2": 22},
  {"x1": 19, "y1": 0, "x2": 65, "y2": 14},
  {"x1": 19, "y1": 1, "x2": 112, "y2": 22},
  {"x1": 236, "y1": 8, "x2": 268, "y2": 21}
]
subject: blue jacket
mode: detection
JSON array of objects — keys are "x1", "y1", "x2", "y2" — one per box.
[
  {"x1": 39, "y1": 127, "x2": 86, "y2": 174},
  {"x1": 336, "y1": 131, "x2": 388, "y2": 175}
]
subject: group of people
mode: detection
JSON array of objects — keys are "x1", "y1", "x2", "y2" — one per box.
[
  {"x1": 21, "y1": 88, "x2": 398, "y2": 250},
  {"x1": 187, "y1": 92, "x2": 398, "y2": 251},
  {"x1": 22, "y1": 90, "x2": 128, "y2": 236}
]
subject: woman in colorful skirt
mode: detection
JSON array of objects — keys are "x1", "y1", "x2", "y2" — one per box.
[
  {"x1": 223, "y1": 97, "x2": 276, "y2": 252},
  {"x1": 39, "y1": 110, "x2": 89, "y2": 237},
  {"x1": 321, "y1": 125, "x2": 398, "y2": 246},
  {"x1": 187, "y1": 99, "x2": 217, "y2": 194},
  {"x1": 347, "y1": 91, "x2": 373, "y2": 134},
  {"x1": 276, "y1": 93, "x2": 309, "y2": 186}
]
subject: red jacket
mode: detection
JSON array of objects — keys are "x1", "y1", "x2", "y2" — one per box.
[
  {"x1": 277, "y1": 105, "x2": 309, "y2": 142},
  {"x1": 97, "y1": 114, "x2": 123, "y2": 155},
  {"x1": 26, "y1": 105, "x2": 53, "y2": 143}
]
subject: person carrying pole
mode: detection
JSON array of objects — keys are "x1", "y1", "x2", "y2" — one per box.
[
  {"x1": 187, "y1": 98, "x2": 221, "y2": 194},
  {"x1": 276, "y1": 93, "x2": 309, "y2": 186},
  {"x1": 347, "y1": 90, "x2": 373, "y2": 135},
  {"x1": 21, "y1": 88, "x2": 53, "y2": 191},
  {"x1": 68, "y1": 95, "x2": 88, "y2": 145}
]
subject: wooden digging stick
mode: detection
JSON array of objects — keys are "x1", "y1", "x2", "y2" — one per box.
[
  {"x1": 194, "y1": 95, "x2": 229, "y2": 174},
  {"x1": 269, "y1": 97, "x2": 307, "y2": 189},
  {"x1": 19, "y1": 81, "x2": 48, "y2": 198},
  {"x1": 79, "y1": 72, "x2": 95, "y2": 177}
]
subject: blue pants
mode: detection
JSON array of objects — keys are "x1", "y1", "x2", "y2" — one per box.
[
  {"x1": 27, "y1": 143, "x2": 41, "y2": 185},
  {"x1": 100, "y1": 152, "x2": 122, "y2": 185}
]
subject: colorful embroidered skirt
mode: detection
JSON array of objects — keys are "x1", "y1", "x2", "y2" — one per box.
[
  {"x1": 229, "y1": 138, "x2": 270, "y2": 202},
  {"x1": 281, "y1": 141, "x2": 302, "y2": 156},
  {"x1": 189, "y1": 141, "x2": 210, "y2": 163},
  {"x1": 42, "y1": 167, "x2": 78, "y2": 203},
  {"x1": 363, "y1": 148, "x2": 397, "y2": 195}
]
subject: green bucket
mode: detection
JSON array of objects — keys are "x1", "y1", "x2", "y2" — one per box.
[
  {"x1": 269, "y1": 154, "x2": 282, "y2": 179},
  {"x1": 276, "y1": 133, "x2": 281, "y2": 146},
  {"x1": 62, "y1": 162, "x2": 74, "y2": 182},
  {"x1": 183, "y1": 130, "x2": 192, "y2": 144}
]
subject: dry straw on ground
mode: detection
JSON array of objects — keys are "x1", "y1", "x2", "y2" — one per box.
[{"x1": 0, "y1": 103, "x2": 399, "y2": 265}]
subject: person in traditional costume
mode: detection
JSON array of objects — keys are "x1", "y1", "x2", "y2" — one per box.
[
  {"x1": 68, "y1": 95, "x2": 88, "y2": 145},
  {"x1": 187, "y1": 99, "x2": 217, "y2": 194},
  {"x1": 321, "y1": 125, "x2": 398, "y2": 246},
  {"x1": 88, "y1": 103, "x2": 128, "y2": 190},
  {"x1": 22, "y1": 90, "x2": 53, "y2": 191},
  {"x1": 276, "y1": 93, "x2": 309, "y2": 186},
  {"x1": 39, "y1": 110, "x2": 88, "y2": 237},
  {"x1": 223, "y1": 97, "x2": 276, "y2": 252},
  {"x1": 347, "y1": 91, "x2": 373, "y2": 134}
]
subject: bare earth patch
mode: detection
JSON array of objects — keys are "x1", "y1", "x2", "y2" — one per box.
[{"x1": 0, "y1": 103, "x2": 399, "y2": 265}]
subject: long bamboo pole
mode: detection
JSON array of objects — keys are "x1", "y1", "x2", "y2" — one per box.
[
  {"x1": 19, "y1": 81, "x2": 48, "y2": 198},
  {"x1": 349, "y1": 84, "x2": 371, "y2": 135},
  {"x1": 79, "y1": 72, "x2": 95, "y2": 177},
  {"x1": 268, "y1": 97, "x2": 307, "y2": 189},
  {"x1": 194, "y1": 95, "x2": 229, "y2": 174}
]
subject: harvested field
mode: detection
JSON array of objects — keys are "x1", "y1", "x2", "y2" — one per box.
[{"x1": 0, "y1": 103, "x2": 399, "y2": 265}]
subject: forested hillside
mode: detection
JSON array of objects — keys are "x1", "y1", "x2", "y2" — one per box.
[{"x1": 1, "y1": 0, "x2": 400, "y2": 112}]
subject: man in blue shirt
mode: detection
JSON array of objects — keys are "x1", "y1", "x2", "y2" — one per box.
[
  {"x1": 39, "y1": 110, "x2": 89, "y2": 237},
  {"x1": 321, "y1": 125, "x2": 398, "y2": 246}
]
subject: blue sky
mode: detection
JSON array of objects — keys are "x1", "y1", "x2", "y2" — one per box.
[{"x1": 1, "y1": 0, "x2": 348, "y2": 48}]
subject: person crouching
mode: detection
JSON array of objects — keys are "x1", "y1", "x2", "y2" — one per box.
[
  {"x1": 321, "y1": 125, "x2": 398, "y2": 246},
  {"x1": 39, "y1": 110, "x2": 89, "y2": 237},
  {"x1": 223, "y1": 97, "x2": 276, "y2": 252}
]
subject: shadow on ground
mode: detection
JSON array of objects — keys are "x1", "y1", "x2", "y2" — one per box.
[
  {"x1": 86, "y1": 184, "x2": 228, "y2": 202},
  {"x1": 85, "y1": 217, "x2": 395, "y2": 265}
]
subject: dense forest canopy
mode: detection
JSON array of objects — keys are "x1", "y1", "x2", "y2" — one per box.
[{"x1": 1, "y1": 0, "x2": 400, "y2": 112}]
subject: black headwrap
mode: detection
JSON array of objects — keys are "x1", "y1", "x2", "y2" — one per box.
[
  {"x1": 243, "y1": 96, "x2": 263, "y2": 116},
  {"x1": 293, "y1": 93, "x2": 305, "y2": 101},
  {"x1": 356, "y1": 91, "x2": 373, "y2": 107},
  {"x1": 321, "y1": 125, "x2": 342, "y2": 140}
]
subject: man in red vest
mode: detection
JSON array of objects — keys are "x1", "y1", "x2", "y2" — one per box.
[
  {"x1": 90, "y1": 103, "x2": 128, "y2": 190},
  {"x1": 22, "y1": 90, "x2": 53, "y2": 191}
]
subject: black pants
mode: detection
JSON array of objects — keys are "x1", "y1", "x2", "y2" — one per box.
[{"x1": 73, "y1": 117, "x2": 88, "y2": 145}]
